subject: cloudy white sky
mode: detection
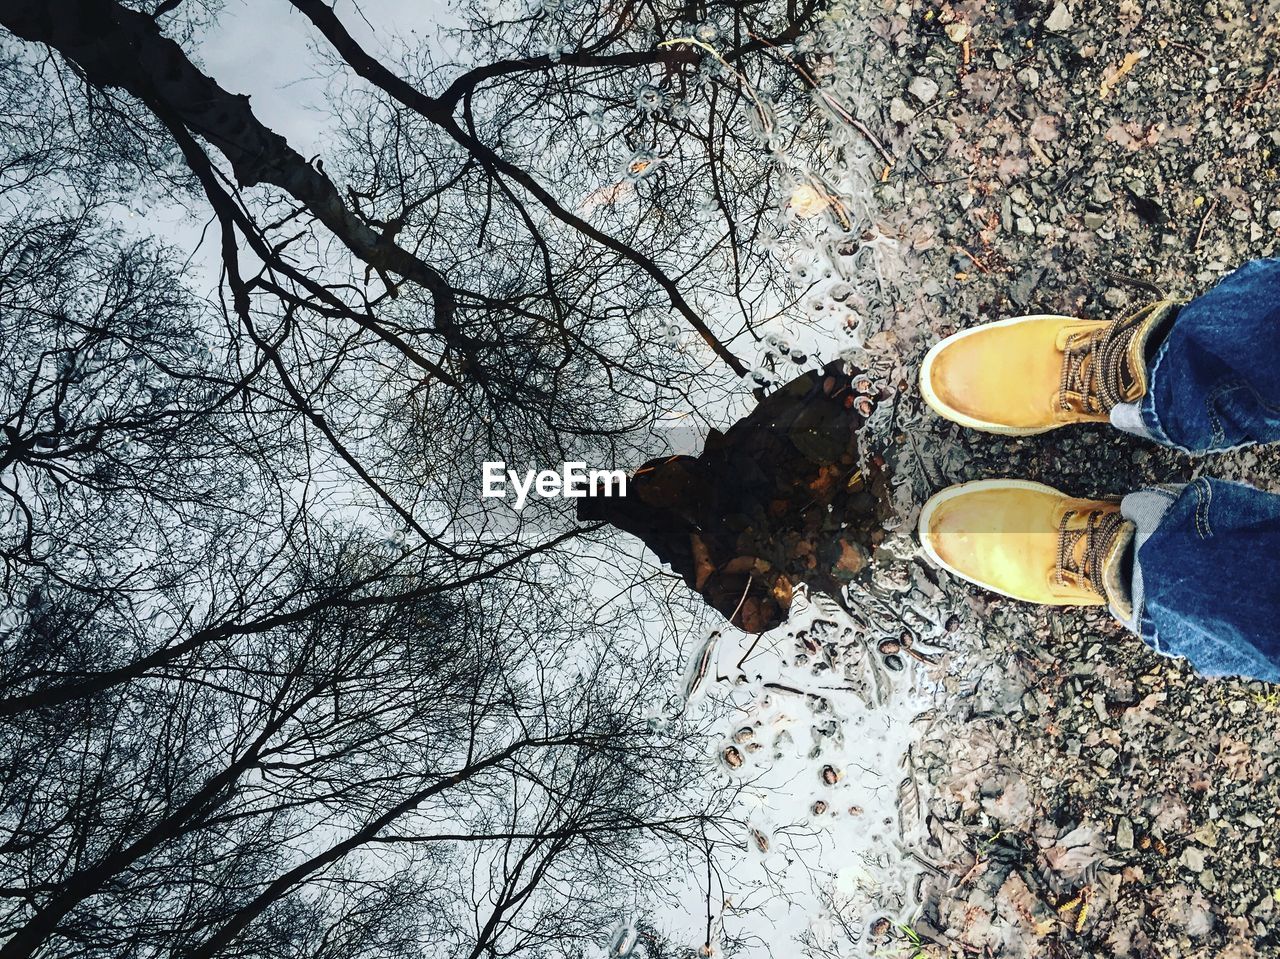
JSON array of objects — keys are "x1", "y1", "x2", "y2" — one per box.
[
  {"x1": 134, "y1": 6, "x2": 930, "y2": 953},
  {"x1": 197, "y1": 0, "x2": 460, "y2": 158}
]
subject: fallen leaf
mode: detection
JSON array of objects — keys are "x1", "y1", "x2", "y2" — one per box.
[
  {"x1": 1100, "y1": 50, "x2": 1146, "y2": 97},
  {"x1": 789, "y1": 183, "x2": 828, "y2": 218},
  {"x1": 1042, "y1": 824, "x2": 1104, "y2": 879},
  {"x1": 1218, "y1": 735, "x2": 1259, "y2": 782},
  {"x1": 996, "y1": 872, "x2": 1055, "y2": 936}
]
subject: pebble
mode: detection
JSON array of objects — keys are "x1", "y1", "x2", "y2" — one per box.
[
  {"x1": 909, "y1": 76, "x2": 940, "y2": 104},
  {"x1": 1117, "y1": 817, "x2": 1135, "y2": 849},
  {"x1": 1103, "y1": 287, "x2": 1128, "y2": 308},
  {"x1": 1045, "y1": 2, "x2": 1074, "y2": 31},
  {"x1": 1183, "y1": 846, "x2": 1208, "y2": 871}
]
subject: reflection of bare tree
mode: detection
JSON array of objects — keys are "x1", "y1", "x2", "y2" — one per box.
[
  {"x1": 0, "y1": 0, "x2": 855, "y2": 954},
  {"x1": 1, "y1": 0, "x2": 840, "y2": 556},
  {"x1": 0, "y1": 199, "x2": 730, "y2": 958},
  {"x1": 3, "y1": 0, "x2": 822, "y2": 429}
]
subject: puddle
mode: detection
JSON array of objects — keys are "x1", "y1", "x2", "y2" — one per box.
[{"x1": 644, "y1": 586, "x2": 942, "y2": 956}]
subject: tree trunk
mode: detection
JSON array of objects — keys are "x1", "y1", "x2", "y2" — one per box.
[{"x1": 0, "y1": 0, "x2": 453, "y2": 310}]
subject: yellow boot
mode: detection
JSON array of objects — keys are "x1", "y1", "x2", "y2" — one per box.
[
  {"x1": 918, "y1": 479, "x2": 1134, "y2": 614},
  {"x1": 919, "y1": 300, "x2": 1179, "y2": 435}
]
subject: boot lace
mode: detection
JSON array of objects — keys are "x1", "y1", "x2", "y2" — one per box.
[
  {"x1": 1055, "y1": 507, "x2": 1124, "y2": 596},
  {"x1": 1057, "y1": 313, "x2": 1146, "y2": 415}
]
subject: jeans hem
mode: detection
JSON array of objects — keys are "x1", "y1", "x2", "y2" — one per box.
[
  {"x1": 1117, "y1": 487, "x2": 1180, "y2": 637},
  {"x1": 1138, "y1": 328, "x2": 1189, "y2": 452}
]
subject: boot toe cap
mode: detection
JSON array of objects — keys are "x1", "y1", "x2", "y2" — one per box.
[{"x1": 919, "y1": 480, "x2": 1106, "y2": 606}]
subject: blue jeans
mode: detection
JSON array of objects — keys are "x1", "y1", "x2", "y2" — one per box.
[{"x1": 1113, "y1": 258, "x2": 1280, "y2": 683}]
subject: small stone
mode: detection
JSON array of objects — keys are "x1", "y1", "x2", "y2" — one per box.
[
  {"x1": 1229, "y1": 699, "x2": 1248, "y2": 716},
  {"x1": 993, "y1": 51, "x2": 1013, "y2": 70},
  {"x1": 1045, "y1": 3, "x2": 1073, "y2": 32},
  {"x1": 889, "y1": 97, "x2": 914, "y2": 123},
  {"x1": 1084, "y1": 212, "x2": 1107, "y2": 230},
  {"x1": 1268, "y1": 211, "x2": 1280, "y2": 229},
  {"x1": 1182, "y1": 846, "x2": 1207, "y2": 872},
  {"x1": 909, "y1": 75, "x2": 940, "y2": 104},
  {"x1": 1016, "y1": 216, "x2": 1035, "y2": 234},
  {"x1": 1017, "y1": 67, "x2": 1041, "y2": 90},
  {"x1": 1117, "y1": 818, "x2": 1135, "y2": 850},
  {"x1": 1192, "y1": 823, "x2": 1220, "y2": 849},
  {"x1": 1193, "y1": 162, "x2": 1211, "y2": 183},
  {"x1": 945, "y1": 22, "x2": 970, "y2": 42}
]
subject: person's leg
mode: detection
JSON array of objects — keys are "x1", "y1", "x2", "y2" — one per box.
[
  {"x1": 1119, "y1": 477, "x2": 1280, "y2": 683},
  {"x1": 1112, "y1": 258, "x2": 1280, "y2": 453},
  {"x1": 919, "y1": 476, "x2": 1280, "y2": 683}
]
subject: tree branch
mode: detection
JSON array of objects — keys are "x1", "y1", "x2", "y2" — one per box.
[
  {"x1": 286, "y1": 0, "x2": 751, "y2": 377},
  {"x1": 0, "y1": 0, "x2": 457, "y2": 325}
]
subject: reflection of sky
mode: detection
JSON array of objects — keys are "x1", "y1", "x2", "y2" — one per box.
[
  {"x1": 110, "y1": 6, "x2": 926, "y2": 952},
  {"x1": 196, "y1": 0, "x2": 461, "y2": 159}
]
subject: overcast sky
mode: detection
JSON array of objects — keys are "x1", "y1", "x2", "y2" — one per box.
[
  {"x1": 115, "y1": 5, "x2": 926, "y2": 952},
  {"x1": 197, "y1": 0, "x2": 461, "y2": 159}
]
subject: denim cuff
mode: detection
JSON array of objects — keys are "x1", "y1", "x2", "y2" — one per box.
[
  {"x1": 1109, "y1": 400, "x2": 1156, "y2": 441},
  {"x1": 1134, "y1": 313, "x2": 1184, "y2": 451},
  {"x1": 1115, "y1": 486, "x2": 1182, "y2": 642}
]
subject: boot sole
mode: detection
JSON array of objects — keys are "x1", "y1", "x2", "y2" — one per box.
[
  {"x1": 918, "y1": 314, "x2": 1091, "y2": 436},
  {"x1": 917, "y1": 478, "x2": 1106, "y2": 605}
]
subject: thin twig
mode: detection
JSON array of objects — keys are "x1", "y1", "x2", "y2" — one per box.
[
  {"x1": 953, "y1": 244, "x2": 990, "y2": 274},
  {"x1": 728, "y1": 574, "x2": 754, "y2": 630},
  {"x1": 1193, "y1": 197, "x2": 1219, "y2": 251},
  {"x1": 747, "y1": 30, "x2": 896, "y2": 167}
]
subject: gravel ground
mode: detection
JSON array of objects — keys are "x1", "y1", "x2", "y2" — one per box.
[{"x1": 829, "y1": 0, "x2": 1280, "y2": 955}]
